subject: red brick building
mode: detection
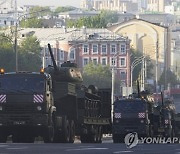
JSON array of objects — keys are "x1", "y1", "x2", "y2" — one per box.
[{"x1": 20, "y1": 27, "x2": 131, "y2": 87}]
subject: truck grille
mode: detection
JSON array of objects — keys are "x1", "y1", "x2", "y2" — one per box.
[
  {"x1": 118, "y1": 119, "x2": 141, "y2": 125},
  {"x1": 4, "y1": 104, "x2": 35, "y2": 113}
]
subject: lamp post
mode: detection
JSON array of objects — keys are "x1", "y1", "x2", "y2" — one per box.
[
  {"x1": 111, "y1": 52, "x2": 119, "y2": 123},
  {"x1": 14, "y1": 7, "x2": 49, "y2": 72},
  {"x1": 130, "y1": 56, "x2": 144, "y2": 93}
]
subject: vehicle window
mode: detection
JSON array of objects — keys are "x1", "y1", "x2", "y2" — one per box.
[{"x1": 0, "y1": 76, "x2": 45, "y2": 93}]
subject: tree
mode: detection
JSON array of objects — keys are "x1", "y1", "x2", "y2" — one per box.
[
  {"x1": 20, "y1": 18, "x2": 43, "y2": 28},
  {"x1": 66, "y1": 10, "x2": 119, "y2": 28},
  {"x1": 0, "y1": 33, "x2": 15, "y2": 72},
  {"x1": 20, "y1": 6, "x2": 50, "y2": 28},
  {"x1": 18, "y1": 36, "x2": 42, "y2": 72},
  {"x1": 130, "y1": 48, "x2": 154, "y2": 91},
  {"x1": 54, "y1": 6, "x2": 75, "y2": 15},
  {"x1": 159, "y1": 69, "x2": 179, "y2": 88},
  {"x1": 82, "y1": 63, "x2": 121, "y2": 94}
]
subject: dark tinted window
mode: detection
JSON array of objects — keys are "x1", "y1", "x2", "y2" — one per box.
[
  {"x1": 115, "y1": 100, "x2": 146, "y2": 112},
  {"x1": 0, "y1": 75, "x2": 45, "y2": 93}
]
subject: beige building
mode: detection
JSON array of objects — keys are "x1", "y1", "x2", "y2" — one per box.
[
  {"x1": 107, "y1": 18, "x2": 171, "y2": 84},
  {"x1": 80, "y1": 0, "x2": 138, "y2": 12},
  {"x1": 147, "y1": 0, "x2": 165, "y2": 12}
]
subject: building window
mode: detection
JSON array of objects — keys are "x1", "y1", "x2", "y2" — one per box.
[
  {"x1": 59, "y1": 50, "x2": 64, "y2": 60},
  {"x1": 69, "y1": 49, "x2": 75, "y2": 60},
  {"x1": 111, "y1": 44, "x2": 116, "y2": 54},
  {"x1": 120, "y1": 44, "x2": 126, "y2": 54},
  {"x1": 83, "y1": 44, "x2": 89, "y2": 54},
  {"x1": 101, "y1": 57, "x2": 107, "y2": 65},
  {"x1": 83, "y1": 57, "x2": 89, "y2": 66},
  {"x1": 92, "y1": 57, "x2": 98, "y2": 65},
  {"x1": 120, "y1": 71, "x2": 126, "y2": 80},
  {"x1": 92, "y1": 44, "x2": 98, "y2": 54},
  {"x1": 101, "y1": 44, "x2": 107, "y2": 55},
  {"x1": 119, "y1": 57, "x2": 126, "y2": 67},
  {"x1": 110, "y1": 57, "x2": 117, "y2": 67}
]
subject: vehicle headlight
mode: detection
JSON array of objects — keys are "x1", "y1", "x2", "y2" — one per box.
[
  {"x1": 140, "y1": 120, "x2": 144, "y2": 123},
  {"x1": 0, "y1": 106, "x2": 2, "y2": 111},
  {"x1": 37, "y1": 106, "x2": 42, "y2": 111}
]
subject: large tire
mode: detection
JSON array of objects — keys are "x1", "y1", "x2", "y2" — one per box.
[
  {"x1": 96, "y1": 126, "x2": 102, "y2": 143},
  {"x1": 0, "y1": 131, "x2": 7, "y2": 143},
  {"x1": 69, "y1": 120, "x2": 75, "y2": 143},
  {"x1": 43, "y1": 122, "x2": 54, "y2": 143},
  {"x1": 113, "y1": 134, "x2": 124, "y2": 143},
  {"x1": 61, "y1": 119, "x2": 70, "y2": 143},
  {"x1": 80, "y1": 134, "x2": 90, "y2": 143}
]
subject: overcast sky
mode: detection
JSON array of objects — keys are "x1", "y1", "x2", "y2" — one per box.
[{"x1": 17, "y1": 0, "x2": 80, "y2": 7}]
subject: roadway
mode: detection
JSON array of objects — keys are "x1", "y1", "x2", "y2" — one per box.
[{"x1": 0, "y1": 137, "x2": 180, "y2": 154}]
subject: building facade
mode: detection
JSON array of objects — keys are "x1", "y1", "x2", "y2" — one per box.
[
  {"x1": 19, "y1": 27, "x2": 131, "y2": 88},
  {"x1": 80, "y1": 0, "x2": 138, "y2": 12},
  {"x1": 107, "y1": 18, "x2": 171, "y2": 90}
]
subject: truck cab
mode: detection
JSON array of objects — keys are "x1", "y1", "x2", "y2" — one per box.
[
  {"x1": 112, "y1": 98, "x2": 153, "y2": 143},
  {"x1": 0, "y1": 69, "x2": 55, "y2": 143}
]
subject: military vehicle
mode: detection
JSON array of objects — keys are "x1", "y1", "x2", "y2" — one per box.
[
  {"x1": 112, "y1": 81, "x2": 176, "y2": 143},
  {"x1": 112, "y1": 90, "x2": 155, "y2": 143},
  {"x1": 153, "y1": 92, "x2": 176, "y2": 138},
  {"x1": 0, "y1": 44, "x2": 111, "y2": 143}
]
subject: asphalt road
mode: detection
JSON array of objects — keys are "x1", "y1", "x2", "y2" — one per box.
[{"x1": 0, "y1": 138, "x2": 180, "y2": 154}]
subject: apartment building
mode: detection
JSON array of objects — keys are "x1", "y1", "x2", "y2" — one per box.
[{"x1": 19, "y1": 27, "x2": 131, "y2": 87}]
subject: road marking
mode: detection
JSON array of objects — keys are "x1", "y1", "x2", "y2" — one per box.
[
  {"x1": 113, "y1": 151, "x2": 133, "y2": 154},
  {"x1": 6, "y1": 146, "x2": 28, "y2": 150},
  {"x1": 66, "y1": 147, "x2": 108, "y2": 151},
  {"x1": 0, "y1": 145, "x2": 8, "y2": 148}
]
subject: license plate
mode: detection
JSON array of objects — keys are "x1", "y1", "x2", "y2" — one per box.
[{"x1": 13, "y1": 121, "x2": 25, "y2": 125}]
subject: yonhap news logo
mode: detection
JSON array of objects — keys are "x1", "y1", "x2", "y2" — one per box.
[
  {"x1": 124, "y1": 132, "x2": 180, "y2": 149},
  {"x1": 124, "y1": 132, "x2": 138, "y2": 149}
]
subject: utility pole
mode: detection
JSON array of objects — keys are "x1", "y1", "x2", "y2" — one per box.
[
  {"x1": 14, "y1": 0, "x2": 18, "y2": 72},
  {"x1": 155, "y1": 40, "x2": 159, "y2": 101}
]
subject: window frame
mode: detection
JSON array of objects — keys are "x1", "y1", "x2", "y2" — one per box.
[
  {"x1": 83, "y1": 57, "x2": 89, "y2": 66},
  {"x1": 120, "y1": 44, "x2": 126, "y2": 55},
  {"x1": 92, "y1": 44, "x2": 98, "y2": 54},
  {"x1": 101, "y1": 44, "x2": 107, "y2": 55},
  {"x1": 101, "y1": 57, "x2": 107, "y2": 66},
  {"x1": 119, "y1": 57, "x2": 126, "y2": 67},
  {"x1": 83, "y1": 44, "x2": 89, "y2": 54}
]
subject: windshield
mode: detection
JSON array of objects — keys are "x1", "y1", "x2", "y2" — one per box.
[
  {"x1": 115, "y1": 100, "x2": 146, "y2": 113},
  {"x1": 0, "y1": 75, "x2": 45, "y2": 93}
]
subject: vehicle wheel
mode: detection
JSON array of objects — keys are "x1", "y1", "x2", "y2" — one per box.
[
  {"x1": 62, "y1": 119, "x2": 70, "y2": 143},
  {"x1": 113, "y1": 134, "x2": 120, "y2": 143},
  {"x1": 96, "y1": 126, "x2": 102, "y2": 143},
  {"x1": 80, "y1": 134, "x2": 90, "y2": 143},
  {"x1": 69, "y1": 120, "x2": 75, "y2": 143},
  {"x1": 0, "y1": 131, "x2": 7, "y2": 143},
  {"x1": 43, "y1": 122, "x2": 54, "y2": 143}
]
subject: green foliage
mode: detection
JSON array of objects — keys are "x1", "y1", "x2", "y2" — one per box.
[
  {"x1": 66, "y1": 10, "x2": 119, "y2": 28},
  {"x1": 54, "y1": 7, "x2": 75, "y2": 14},
  {"x1": 18, "y1": 36, "x2": 42, "y2": 72},
  {"x1": 130, "y1": 48, "x2": 154, "y2": 82},
  {"x1": 20, "y1": 18, "x2": 43, "y2": 28},
  {"x1": 0, "y1": 34, "x2": 15, "y2": 71},
  {"x1": 0, "y1": 35, "x2": 42, "y2": 72},
  {"x1": 82, "y1": 63, "x2": 121, "y2": 94},
  {"x1": 29, "y1": 6, "x2": 51, "y2": 17},
  {"x1": 158, "y1": 69, "x2": 179, "y2": 87}
]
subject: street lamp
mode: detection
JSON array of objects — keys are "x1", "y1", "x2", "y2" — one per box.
[
  {"x1": 111, "y1": 52, "x2": 119, "y2": 123},
  {"x1": 130, "y1": 56, "x2": 145, "y2": 93},
  {"x1": 14, "y1": 8, "x2": 49, "y2": 72}
]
